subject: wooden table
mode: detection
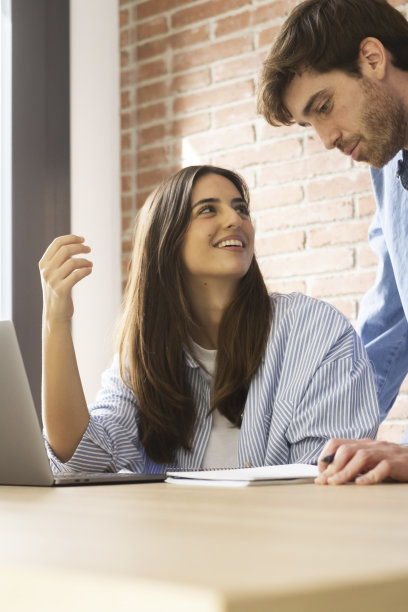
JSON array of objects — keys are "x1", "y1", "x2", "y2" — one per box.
[{"x1": 1, "y1": 481, "x2": 407, "y2": 611}]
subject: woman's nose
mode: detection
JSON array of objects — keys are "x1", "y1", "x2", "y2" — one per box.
[{"x1": 224, "y1": 208, "x2": 242, "y2": 229}]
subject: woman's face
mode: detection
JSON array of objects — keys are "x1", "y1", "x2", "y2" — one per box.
[{"x1": 181, "y1": 173, "x2": 255, "y2": 287}]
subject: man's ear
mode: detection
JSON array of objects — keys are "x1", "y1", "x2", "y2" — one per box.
[{"x1": 359, "y1": 37, "x2": 387, "y2": 80}]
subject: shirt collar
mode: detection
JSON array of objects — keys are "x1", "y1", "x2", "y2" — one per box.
[
  {"x1": 183, "y1": 348, "x2": 200, "y2": 369},
  {"x1": 397, "y1": 149, "x2": 408, "y2": 190}
]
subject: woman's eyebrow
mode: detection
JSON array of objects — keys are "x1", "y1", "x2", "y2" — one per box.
[
  {"x1": 191, "y1": 197, "x2": 247, "y2": 209},
  {"x1": 191, "y1": 197, "x2": 219, "y2": 209}
]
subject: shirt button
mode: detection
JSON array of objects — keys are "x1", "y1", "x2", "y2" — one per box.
[{"x1": 244, "y1": 461, "x2": 252, "y2": 468}]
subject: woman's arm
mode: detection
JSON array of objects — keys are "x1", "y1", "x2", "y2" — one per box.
[
  {"x1": 45, "y1": 356, "x2": 148, "y2": 475},
  {"x1": 279, "y1": 297, "x2": 380, "y2": 464},
  {"x1": 39, "y1": 234, "x2": 93, "y2": 462}
]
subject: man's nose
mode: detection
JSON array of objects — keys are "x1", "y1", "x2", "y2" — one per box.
[{"x1": 314, "y1": 122, "x2": 341, "y2": 151}]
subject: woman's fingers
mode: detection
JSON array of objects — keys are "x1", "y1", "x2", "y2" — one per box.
[
  {"x1": 40, "y1": 236, "x2": 92, "y2": 282},
  {"x1": 39, "y1": 235, "x2": 93, "y2": 322},
  {"x1": 40, "y1": 234, "x2": 87, "y2": 261},
  {"x1": 46, "y1": 256, "x2": 93, "y2": 288},
  {"x1": 48, "y1": 263, "x2": 93, "y2": 300},
  {"x1": 40, "y1": 235, "x2": 91, "y2": 276}
]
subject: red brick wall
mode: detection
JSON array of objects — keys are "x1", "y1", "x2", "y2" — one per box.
[{"x1": 119, "y1": 0, "x2": 408, "y2": 439}]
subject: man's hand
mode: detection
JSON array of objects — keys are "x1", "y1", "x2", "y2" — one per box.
[{"x1": 315, "y1": 438, "x2": 408, "y2": 485}]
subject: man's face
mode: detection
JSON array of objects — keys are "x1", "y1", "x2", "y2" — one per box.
[{"x1": 283, "y1": 69, "x2": 406, "y2": 168}]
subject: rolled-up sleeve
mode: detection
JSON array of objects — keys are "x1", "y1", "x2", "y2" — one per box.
[
  {"x1": 44, "y1": 356, "x2": 147, "y2": 474},
  {"x1": 286, "y1": 332, "x2": 380, "y2": 463},
  {"x1": 287, "y1": 339, "x2": 379, "y2": 463},
  {"x1": 260, "y1": 294, "x2": 380, "y2": 466}
]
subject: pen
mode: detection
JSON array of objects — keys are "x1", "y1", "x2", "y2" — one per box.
[{"x1": 321, "y1": 453, "x2": 335, "y2": 465}]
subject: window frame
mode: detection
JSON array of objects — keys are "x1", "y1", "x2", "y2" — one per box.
[{"x1": 11, "y1": 0, "x2": 70, "y2": 416}]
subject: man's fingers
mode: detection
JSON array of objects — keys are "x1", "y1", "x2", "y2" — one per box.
[
  {"x1": 318, "y1": 439, "x2": 366, "y2": 476},
  {"x1": 317, "y1": 438, "x2": 347, "y2": 472},
  {"x1": 325, "y1": 449, "x2": 373, "y2": 484},
  {"x1": 355, "y1": 459, "x2": 391, "y2": 485},
  {"x1": 316, "y1": 441, "x2": 408, "y2": 485},
  {"x1": 317, "y1": 440, "x2": 379, "y2": 484}
]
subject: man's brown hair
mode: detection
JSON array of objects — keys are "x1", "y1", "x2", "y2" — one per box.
[{"x1": 257, "y1": 0, "x2": 408, "y2": 126}]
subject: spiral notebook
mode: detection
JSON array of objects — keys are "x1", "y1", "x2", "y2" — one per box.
[{"x1": 165, "y1": 463, "x2": 319, "y2": 487}]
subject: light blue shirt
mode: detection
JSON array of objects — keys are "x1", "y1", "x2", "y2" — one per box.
[
  {"x1": 45, "y1": 293, "x2": 379, "y2": 474},
  {"x1": 359, "y1": 150, "x2": 408, "y2": 433}
]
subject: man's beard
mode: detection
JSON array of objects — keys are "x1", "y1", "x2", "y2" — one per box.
[
  {"x1": 339, "y1": 77, "x2": 406, "y2": 168},
  {"x1": 358, "y1": 78, "x2": 406, "y2": 168}
]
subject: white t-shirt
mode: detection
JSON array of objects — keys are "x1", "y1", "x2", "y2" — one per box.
[{"x1": 191, "y1": 340, "x2": 239, "y2": 469}]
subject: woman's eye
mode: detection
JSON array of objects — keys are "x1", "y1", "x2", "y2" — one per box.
[
  {"x1": 198, "y1": 205, "x2": 214, "y2": 215},
  {"x1": 236, "y1": 203, "x2": 250, "y2": 216}
]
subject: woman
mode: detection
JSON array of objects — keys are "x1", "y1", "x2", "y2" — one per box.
[{"x1": 40, "y1": 165, "x2": 379, "y2": 474}]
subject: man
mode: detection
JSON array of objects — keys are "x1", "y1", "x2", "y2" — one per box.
[{"x1": 257, "y1": 0, "x2": 408, "y2": 484}]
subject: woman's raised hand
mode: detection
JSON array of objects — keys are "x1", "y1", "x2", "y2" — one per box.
[
  {"x1": 40, "y1": 235, "x2": 93, "y2": 460},
  {"x1": 39, "y1": 235, "x2": 93, "y2": 323}
]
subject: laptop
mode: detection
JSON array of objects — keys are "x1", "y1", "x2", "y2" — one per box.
[{"x1": 0, "y1": 320, "x2": 165, "y2": 486}]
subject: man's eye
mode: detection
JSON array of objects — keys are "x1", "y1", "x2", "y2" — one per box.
[{"x1": 319, "y1": 101, "x2": 330, "y2": 114}]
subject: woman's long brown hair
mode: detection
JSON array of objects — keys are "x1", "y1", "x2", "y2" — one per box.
[{"x1": 117, "y1": 166, "x2": 272, "y2": 464}]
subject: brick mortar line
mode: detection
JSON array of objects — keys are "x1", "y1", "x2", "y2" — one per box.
[
  {"x1": 134, "y1": 135, "x2": 308, "y2": 153},
  {"x1": 261, "y1": 260, "x2": 374, "y2": 269},
  {"x1": 256, "y1": 242, "x2": 373, "y2": 251},
  {"x1": 134, "y1": 156, "x2": 370, "y2": 187},
  {"x1": 132, "y1": 49, "x2": 263, "y2": 72},
  {"x1": 134, "y1": 29, "x2": 256, "y2": 53},
  {"x1": 134, "y1": 82, "x2": 257, "y2": 104},
  {"x1": 133, "y1": 64, "x2": 263, "y2": 89},
  {"x1": 259, "y1": 256, "x2": 368, "y2": 264},
  {"x1": 380, "y1": 418, "x2": 408, "y2": 424},
  {"x1": 254, "y1": 228, "x2": 363, "y2": 237},
  {"x1": 135, "y1": 12, "x2": 254, "y2": 32},
  {"x1": 132, "y1": 5, "x2": 280, "y2": 32},
  {"x1": 261, "y1": 268, "x2": 376, "y2": 277},
  {"x1": 134, "y1": 70, "x2": 257, "y2": 88}
]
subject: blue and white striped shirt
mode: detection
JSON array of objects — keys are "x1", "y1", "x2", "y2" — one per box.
[{"x1": 45, "y1": 293, "x2": 379, "y2": 474}]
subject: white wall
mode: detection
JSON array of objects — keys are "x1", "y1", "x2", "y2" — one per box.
[{"x1": 70, "y1": 0, "x2": 121, "y2": 403}]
